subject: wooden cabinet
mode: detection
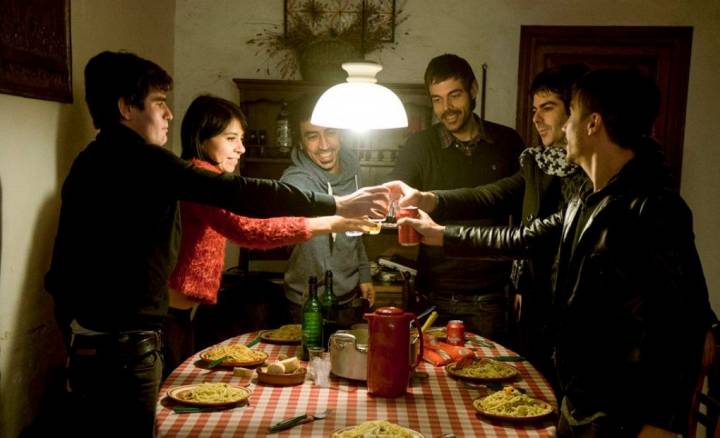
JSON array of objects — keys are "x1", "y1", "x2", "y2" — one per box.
[{"x1": 233, "y1": 78, "x2": 431, "y2": 186}]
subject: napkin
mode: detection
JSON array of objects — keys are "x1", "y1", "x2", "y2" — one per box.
[{"x1": 422, "y1": 335, "x2": 480, "y2": 366}]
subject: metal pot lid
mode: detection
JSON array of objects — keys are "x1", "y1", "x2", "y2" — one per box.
[{"x1": 331, "y1": 329, "x2": 368, "y2": 351}]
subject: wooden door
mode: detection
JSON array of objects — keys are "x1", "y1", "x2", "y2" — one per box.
[{"x1": 516, "y1": 26, "x2": 692, "y2": 187}]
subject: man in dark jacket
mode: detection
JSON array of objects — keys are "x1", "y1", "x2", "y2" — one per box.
[
  {"x1": 386, "y1": 64, "x2": 589, "y2": 384},
  {"x1": 387, "y1": 54, "x2": 524, "y2": 340},
  {"x1": 399, "y1": 69, "x2": 715, "y2": 437},
  {"x1": 45, "y1": 51, "x2": 388, "y2": 437}
]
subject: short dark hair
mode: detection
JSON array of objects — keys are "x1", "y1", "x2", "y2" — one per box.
[
  {"x1": 84, "y1": 51, "x2": 173, "y2": 130},
  {"x1": 288, "y1": 93, "x2": 322, "y2": 148},
  {"x1": 424, "y1": 54, "x2": 477, "y2": 110},
  {"x1": 180, "y1": 95, "x2": 247, "y2": 162},
  {"x1": 530, "y1": 64, "x2": 589, "y2": 114},
  {"x1": 573, "y1": 69, "x2": 660, "y2": 149}
]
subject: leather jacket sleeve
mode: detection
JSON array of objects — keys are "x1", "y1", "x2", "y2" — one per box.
[
  {"x1": 442, "y1": 210, "x2": 563, "y2": 259},
  {"x1": 432, "y1": 171, "x2": 525, "y2": 221},
  {"x1": 623, "y1": 194, "x2": 716, "y2": 430},
  {"x1": 167, "y1": 151, "x2": 336, "y2": 217}
]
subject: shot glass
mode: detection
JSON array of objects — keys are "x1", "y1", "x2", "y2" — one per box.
[
  {"x1": 367, "y1": 218, "x2": 383, "y2": 235},
  {"x1": 345, "y1": 217, "x2": 383, "y2": 237}
]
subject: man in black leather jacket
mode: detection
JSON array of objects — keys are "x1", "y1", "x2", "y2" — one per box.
[{"x1": 399, "y1": 69, "x2": 715, "y2": 437}]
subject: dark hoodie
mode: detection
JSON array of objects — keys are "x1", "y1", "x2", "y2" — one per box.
[{"x1": 280, "y1": 146, "x2": 371, "y2": 304}]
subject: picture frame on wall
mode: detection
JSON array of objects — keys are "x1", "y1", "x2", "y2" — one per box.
[
  {"x1": 0, "y1": 0, "x2": 72, "y2": 103},
  {"x1": 284, "y1": 0, "x2": 397, "y2": 44}
]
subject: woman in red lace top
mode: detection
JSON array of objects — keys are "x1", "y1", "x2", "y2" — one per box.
[{"x1": 163, "y1": 95, "x2": 370, "y2": 375}]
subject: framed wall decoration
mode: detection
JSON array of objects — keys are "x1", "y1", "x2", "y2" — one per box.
[
  {"x1": 284, "y1": 0, "x2": 397, "y2": 48},
  {"x1": 0, "y1": 0, "x2": 72, "y2": 103}
]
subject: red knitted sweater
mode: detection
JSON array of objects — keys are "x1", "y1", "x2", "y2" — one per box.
[{"x1": 168, "y1": 159, "x2": 312, "y2": 304}]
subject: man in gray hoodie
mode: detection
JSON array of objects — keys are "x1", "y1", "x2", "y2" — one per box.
[{"x1": 281, "y1": 94, "x2": 375, "y2": 323}]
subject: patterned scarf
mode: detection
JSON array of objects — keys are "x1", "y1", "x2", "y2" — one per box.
[
  {"x1": 519, "y1": 144, "x2": 577, "y2": 177},
  {"x1": 510, "y1": 145, "x2": 587, "y2": 291}
]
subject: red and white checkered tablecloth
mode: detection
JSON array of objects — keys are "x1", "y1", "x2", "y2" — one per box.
[{"x1": 156, "y1": 332, "x2": 557, "y2": 437}]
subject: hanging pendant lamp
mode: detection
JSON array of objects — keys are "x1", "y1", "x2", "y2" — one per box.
[{"x1": 311, "y1": 61, "x2": 408, "y2": 131}]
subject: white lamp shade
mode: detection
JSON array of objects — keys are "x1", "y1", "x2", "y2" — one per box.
[{"x1": 311, "y1": 62, "x2": 408, "y2": 131}]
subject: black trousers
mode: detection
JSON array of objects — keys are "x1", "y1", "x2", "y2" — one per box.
[
  {"x1": 162, "y1": 307, "x2": 194, "y2": 378},
  {"x1": 66, "y1": 331, "x2": 162, "y2": 438},
  {"x1": 557, "y1": 415, "x2": 641, "y2": 438},
  {"x1": 556, "y1": 397, "x2": 643, "y2": 438}
]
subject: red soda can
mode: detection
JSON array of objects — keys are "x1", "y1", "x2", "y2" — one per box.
[
  {"x1": 446, "y1": 320, "x2": 465, "y2": 346},
  {"x1": 396, "y1": 206, "x2": 420, "y2": 246}
]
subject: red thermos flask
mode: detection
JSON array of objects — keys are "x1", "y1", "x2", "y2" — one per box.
[{"x1": 364, "y1": 307, "x2": 423, "y2": 398}]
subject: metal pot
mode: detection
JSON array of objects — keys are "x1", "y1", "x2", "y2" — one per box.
[
  {"x1": 329, "y1": 329, "x2": 368, "y2": 381},
  {"x1": 328, "y1": 327, "x2": 421, "y2": 381}
]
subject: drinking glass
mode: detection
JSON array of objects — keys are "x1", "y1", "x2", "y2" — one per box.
[
  {"x1": 367, "y1": 218, "x2": 383, "y2": 235},
  {"x1": 309, "y1": 348, "x2": 331, "y2": 387},
  {"x1": 346, "y1": 197, "x2": 395, "y2": 237}
]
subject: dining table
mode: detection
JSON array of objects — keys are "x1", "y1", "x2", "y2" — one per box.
[{"x1": 156, "y1": 330, "x2": 558, "y2": 437}]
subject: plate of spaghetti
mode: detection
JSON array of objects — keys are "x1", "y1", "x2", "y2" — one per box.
[
  {"x1": 446, "y1": 358, "x2": 519, "y2": 382},
  {"x1": 260, "y1": 324, "x2": 302, "y2": 344},
  {"x1": 167, "y1": 382, "x2": 251, "y2": 406},
  {"x1": 199, "y1": 344, "x2": 268, "y2": 367},
  {"x1": 473, "y1": 386, "x2": 553, "y2": 422},
  {"x1": 332, "y1": 420, "x2": 424, "y2": 437}
]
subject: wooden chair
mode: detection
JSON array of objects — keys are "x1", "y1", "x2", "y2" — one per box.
[{"x1": 688, "y1": 324, "x2": 720, "y2": 438}]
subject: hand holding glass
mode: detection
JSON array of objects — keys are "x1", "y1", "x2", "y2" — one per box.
[{"x1": 345, "y1": 198, "x2": 395, "y2": 236}]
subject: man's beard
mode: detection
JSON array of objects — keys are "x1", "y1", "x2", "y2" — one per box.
[{"x1": 442, "y1": 109, "x2": 472, "y2": 133}]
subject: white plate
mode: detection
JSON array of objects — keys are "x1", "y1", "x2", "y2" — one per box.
[
  {"x1": 332, "y1": 421, "x2": 424, "y2": 437},
  {"x1": 199, "y1": 348, "x2": 268, "y2": 367},
  {"x1": 473, "y1": 394, "x2": 553, "y2": 422},
  {"x1": 446, "y1": 358, "x2": 519, "y2": 382},
  {"x1": 167, "y1": 383, "x2": 251, "y2": 406}
]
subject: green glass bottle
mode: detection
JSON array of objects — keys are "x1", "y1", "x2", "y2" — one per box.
[
  {"x1": 299, "y1": 276, "x2": 322, "y2": 360},
  {"x1": 320, "y1": 270, "x2": 340, "y2": 348}
]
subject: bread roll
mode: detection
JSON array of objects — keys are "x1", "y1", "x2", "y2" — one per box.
[
  {"x1": 266, "y1": 362, "x2": 286, "y2": 375},
  {"x1": 279, "y1": 357, "x2": 300, "y2": 373}
]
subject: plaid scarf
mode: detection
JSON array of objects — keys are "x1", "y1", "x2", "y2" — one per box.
[{"x1": 519, "y1": 145, "x2": 577, "y2": 177}]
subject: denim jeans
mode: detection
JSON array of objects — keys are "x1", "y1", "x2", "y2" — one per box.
[{"x1": 66, "y1": 331, "x2": 163, "y2": 437}]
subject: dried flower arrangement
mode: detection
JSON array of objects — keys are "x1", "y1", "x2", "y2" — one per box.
[{"x1": 247, "y1": 0, "x2": 409, "y2": 79}]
